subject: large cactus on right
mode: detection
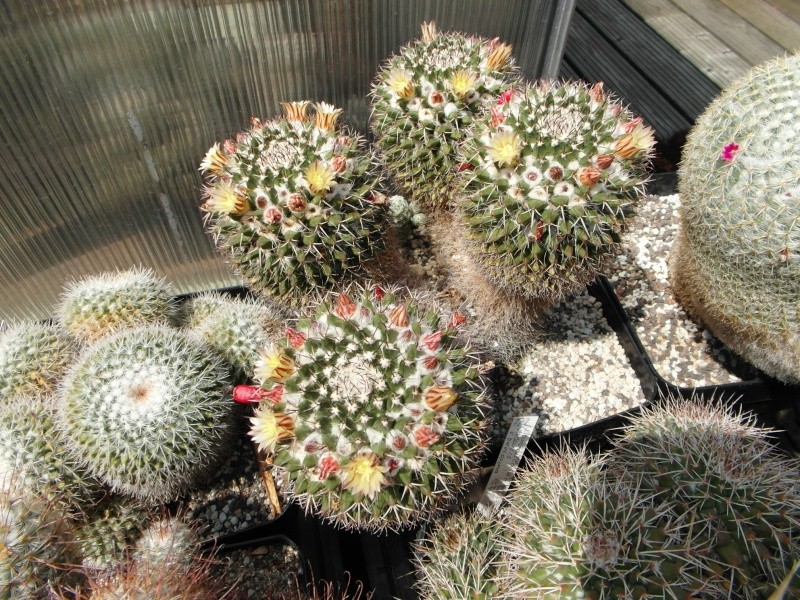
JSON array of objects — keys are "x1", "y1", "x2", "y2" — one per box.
[{"x1": 671, "y1": 53, "x2": 800, "y2": 383}]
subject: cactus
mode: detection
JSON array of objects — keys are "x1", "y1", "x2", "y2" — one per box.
[
  {"x1": 133, "y1": 516, "x2": 199, "y2": 572},
  {"x1": 612, "y1": 399, "x2": 800, "y2": 599},
  {"x1": 0, "y1": 394, "x2": 99, "y2": 514},
  {"x1": 0, "y1": 477, "x2": 78, "y2": 600},
  {"x1": 457, "y1": 80, "x2": 655, "y2": 304},
  {"x1": 0, "y1": 321, "x2": 75, "y2": 401},
  {"x1": 413, "y1": 509, "x2": 503, "y2": 600},
  {"x1": 182, "y1": 292, "x2": 286, "y2": 381},
  {"x1": 199, "y1": 102, "x2": 389, "y2": 305},
  {"x1": 370, "y1": 21, "x2": 518, "y2": 211},
  {"x1": 246, "y1": 286, "x2": 487, "y2": 531},
  {"x1": 57, "y1": 268, "x2": 177, "y2": 343},
  {"x1": 57, "y1": 326, "x2": 235, "y2": 501},
  {"x1": 77, "y1": 501, "x2": 150, "y2": 572},
  {"x1": 671, "y1": 53, "x2": 800, "y2": 383}
]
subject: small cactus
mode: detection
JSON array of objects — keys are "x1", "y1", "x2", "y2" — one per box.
[
  {"x1": 671, "y1": 53, "x2": 800, "y2": 383},
  {"x1": 77, "y1": 501, "x2": 150, "y2": 573},
  {"x1": 0, "y1": 321, "x2": 75, "y2": 401},
  {"x1": 57, "y1": 326, "x2": 235, "y2": 501},
  {"x1": 133, "y1": 516, "x2": 199, "y2": 572},
  {"x1": 199, "y1": 102, "x2": 389, "y2": 305},
  {"x1": 457, "y1": 80, "x2": 654, "y2": 304},
  {"x1": 371, "y1": 21, "x2": 518, "y2": 211},
  {"x1": 57, "y1": 268, "x2": 177, "y2": 343},
  {"x1": 182, "y1": 292, "x2": 286, "y2": 381},
  {"x1": 246, "y1": 286, "x2": 487, "y2": 531}
]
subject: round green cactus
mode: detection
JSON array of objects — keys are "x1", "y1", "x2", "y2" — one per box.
[
  {"x1": 77, "y1": 501, "x2": 150, "y2": 572},
  {"x1": 370, "y1": 21, "x2": 518, "y2": 211},
  {"x1": 457, "y1": 80, "x2": 655, "y2": 303},
  {"x1": 612, "y1": 399, "x2": 800, "y2": 599},
  {"x1": 199, "y1": 102, "x2": 388, "y2": 305},
  {"x1": 413, "y1": 509, "x2": 503, "y2": 600},
  {"x1": 0, "y1": 321, "x2": 75, "y2": 401},
  {"x1": 57, "y1": 268, "x2": 177, "y2": 343},
  {"x1": 57, "y1": 326, "x2": 235, "y2": 501},
  {"x1": 0, "y1": 394, "x2": 99, "y2": 514},
  {"x1": 672, "y1": 53, "x2": 800, "y2": 383},
  {"x1": 133, "y1": 516, "x2": 199, "y2": 572},
  {"x1": 182, "y1": 292, "x2": 286, "y2": 381},
  {"x1": 246, "y1": 286, "x2": 487, "y2": 531}
]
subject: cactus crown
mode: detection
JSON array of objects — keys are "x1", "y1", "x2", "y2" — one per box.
[
  {"x1": 57, "y1": 268, "x2": 176, "y2": 343},
  {"x1": 248, "y1": 286, "x2": 486, "y2": 531},
  {"x1": 57, "y1": 326, "x2": 234, "y2": 501},
  {"x1": 458, "y1": 80, "x2": 654, "y2": 302},
  {"x1": 200, "y1": 102, "x2": 387, "y2": 304},
  {"x1": 370, "y1": 21, "x2": 518, "y2": 210}
]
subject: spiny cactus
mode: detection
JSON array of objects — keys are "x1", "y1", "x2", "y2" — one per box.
[
  {"x1": 371, "y1": 21, "x2": 518, "y2": 211},
  {"x1": 671, "y1": 53, "x2": 800, "y2": 383},
  {"x1": 199, "y1": 102, "x2": 389, "y2": 305},
  {"x1": 182, "y1": 292, "x2": 286, "y2": 381},
  {"x1": 457, "y1": 80, "x2": 655, "y2": 304},
  {"x1": 57, "y1": 326, "x2": 235, "y2": 501},
  {"x1": 413, "y1": 508, "x2": 503, "y2": 600},
  {"x1": 0, "y1": 394, "x2": 99, "y2": 514},
  {"x1": 245, "y1": 286, "x2": 487, "y2": 531},
  {"x1": 0, "y1": 321, "x2": 75, "y2": 400},
  {"x1": 611, "y1": 399, "x2": 800, "y2": 599},
  {"x1": 133, "y1": 516, "x2": 199, "y2": 572},
  {"x1": 0, "y1": 477, "x2": 78, "y2": 600},
  {"x1": 57, "y1": 268, "x2": 177, "y2": 343},
  {"x1": 77, "y1": 501, "x2": 150, "y2": 572}
]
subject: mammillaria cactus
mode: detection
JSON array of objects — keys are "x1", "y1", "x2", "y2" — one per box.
[
  {"x1": 245, "y1": 286, "x2": 487, "y2": 531},
  {"x1": 371, "y1": 21, "x2": 518, "y2": 211},
  {"x1": 671, "y1": 53, "x2": 800, "y2": 383},
  {"x1": 612, "y1": 400, "x2": 800, "y2": 599},
  {"x1": 199, "y1": 102, "x2": 393, "y2": 305},
  {"x1": 456, "y1": 80, "x2": 655, "y2": 304},
  {"x1": 182, "y1": 292, "x2": 286, "y2": 381},
  {"x1": 0, "y1": 321, "x2": 75, "y2": 400},
  {"x1": 57, "y1": 268, "x2": 177, "y2": 343},
  {"x1": 413, "y1": 509, "x2": 503, "y2": 599},
  {"x1": 57, "y1": 326, "x2": 235, "y2": 501},
  {"x1": 133, "y1": 516, "x2": 199, "y2": 571},
  {"x1": 77, "y1": 501, "x2": 150, "y2": 572}
]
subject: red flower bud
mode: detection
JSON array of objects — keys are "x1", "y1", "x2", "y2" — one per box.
[
  {"x1": 388, "y1": 304, "x2": 409, "y2": 327},
  {"x1": 287, "y1": 193, "x2": 307, "y2": 212},
  {"x1": 233, "y1": 385, "x2": 269, "y2": 404},
  {"x1": 318, "y1": 455, "x2": 340, "y2": 480},
  {"x1": 458, "y1": 162, "x2": 474, "y2": 172},
  {"x1": 285, "y1": 327, "x2": 306, "y2": 349},
  {"x1": 374, "y1": 285, "x2": 385, "y2": 300},
  {"x1": 421, "y1": 331, "x2": 443, "y2": 351},
  {"x1": 414, "y1": 425, "x2": 441, "y2": 448},
  {"x1": 335, "y1": 293, "x2": 357, "y2": 319},
  {"x1": 331, "y1": 155, "x2": 348, "y2": 173},
  {"x1": 264, "y1": 207, "x2": 282, "y2": 224},
  {"x1": 449, "y1": 311, "x2": 467, "y2": 329},
  {"x1": 422, "y1": 355, "x2": 439, "y2": 370}
]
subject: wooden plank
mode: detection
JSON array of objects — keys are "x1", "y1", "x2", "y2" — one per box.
[
  {"x1": 621, "y1": 0, "x2": 752, "y2": 87},
  {"x1": 564, "y1": 11, "x2": 694, "y2": 142},
  {"x1": 670, "y1": 0, "x2": 786, "y2": 67},
  {"x1": 718, "y1": 0, "x2": 800, "y2": 51},
  {"x1": 579, "y1": 0, "x2": 718, "y2": 119},
  {"x1": 768, "y1": 0, "x2": 800, "y2": 24}
]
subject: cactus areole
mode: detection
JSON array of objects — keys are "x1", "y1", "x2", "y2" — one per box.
[{"x1": 246, "y1": 287, "x2": 486, "y2": 531}]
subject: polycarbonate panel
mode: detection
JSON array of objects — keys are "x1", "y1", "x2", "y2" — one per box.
[{"x1": 0, "y1": 0, "x2": 574, "y2": 321}]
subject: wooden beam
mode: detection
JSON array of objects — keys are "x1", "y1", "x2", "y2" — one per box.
[
  {"x1": 717, "y1": 0, "x2": 800, "y2": 51},
  {"x1": 767, "y1": 0, "x2": 800, "y2": 24}
]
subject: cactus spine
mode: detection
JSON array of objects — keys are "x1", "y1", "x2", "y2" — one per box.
[
  {"x1": 247, "y1": 286, "x2": 487, "y2": 531},
  {"x1": 672, "y1": 53, "x2": 800, "y2": 383}
]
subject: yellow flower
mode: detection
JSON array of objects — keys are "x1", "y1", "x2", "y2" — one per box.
[
  {"x1": 486, "y1": 42, "x2": 513, "y2": 71},
  {"x1": 281, "y1": 100, "x2": 311, "y2": 122},
  {"x1": 313, "y1": 102, "x2": 343, "y2": 131},
  {"x1": 488, "y1": 131, "x2": 522, "y2": 167},
  {"x1": 255, "y1": 349, "x2": 296, "y2": 384},
  {"x1": 614, "y1": 123, "x2": 656, "y2": 159},
  {"x1": 202, "y1": 182, "x2": 248, "y2": 215},
  {"x1": 385, "y1": 68, "x2": 415, "y2": 99},
  {"x1": 304, "y1": 161, "x2": 337, "y2": 195},
  {"x1": 199, "y1": 143, "x2": 228, "y2": 177},
  {"x1": 340, "y1": 453, "x2": 387, "y2": 500},
  {"x1": 449, "y1": 70, "x2": 478, "y2": 99},
  {"x1": 249, "y1": 407, "x2": 294, "y2": 453}
]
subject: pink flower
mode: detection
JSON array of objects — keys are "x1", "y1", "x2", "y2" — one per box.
[
  {"x1": 233, "y1": 384, "x2": 284, "y2": 405},
  {"x1": 721, "y1": 142, "x2": 740, "y2": 162},
  {"x1": 490, "y1": 106, "x2": 505, "y2": 127},
  {"x1": 421, "y1": 331, "x2": 443, "y2": 351},
  {"x1": 497, "y1": 89, "x2": 514, "y2": 105},
  {"x1": 285, "y1": 327, "x2": 306, "y2": 349}
]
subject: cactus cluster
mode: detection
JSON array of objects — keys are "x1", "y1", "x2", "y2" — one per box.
[
  {"x1": 246, "y1": 286, "x2": 487, "y2": 531},
  {"x1": 0, "y1": 321, "x2": 75, "y2": 401},
  {"x1": 457, "y1": 80, "x2": 655, "y2": 303},
  {"x1": 415, "y1": 399, "x2": 800, "y2": 599},
  {"x1": 183, "y1": 292, "x2": 286, "y2": 381},
  {"x1": 371, "y1": 21, "x2": 518, "y2": 210},
  {"x1": 672, "y1": 53, "x2": 800, "y2": 383},
  {"x1": 200, "y1": 102, "x2": 388, "y2": 305},
  {"x1": 57, "y1": 326, "x2": 235, "y2": 501},
  {"x1": 57, "y1": 268, "x2": 177, "y2": 343},
  {"x1": 77, "y1": 501, "x2": 150, "y2": 572}
]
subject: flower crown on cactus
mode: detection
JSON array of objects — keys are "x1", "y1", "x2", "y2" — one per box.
[
  {"x1": 458, "y1": 80, "x2": 655, "y2": 302},
  {"x1": 242, "y1": 285, "x2": 486, "y2": 531},
  {"x1": 370, "y1": 21, "x2": 518, "y2": 210},
  {"x1": 200, "y1": 102, "x2": 387, "y2": 305}
]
